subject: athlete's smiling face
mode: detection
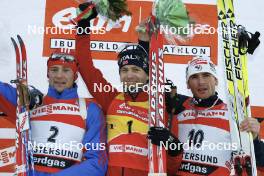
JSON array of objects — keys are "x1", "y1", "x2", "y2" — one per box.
[
  {"x1": 187, "y1": 72, "x2": 218, "y2": 99},
  {"x1": 48, "y1": 65, "x2": 75, "y2": 93},
  {"x1": 119, "y1": 65, "x2": 149, "y2": 88}
]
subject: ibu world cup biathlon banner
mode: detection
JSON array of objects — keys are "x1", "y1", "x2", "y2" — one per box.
[{"x1": 42, "y1": 0, "x2": 218, "y2": 64}]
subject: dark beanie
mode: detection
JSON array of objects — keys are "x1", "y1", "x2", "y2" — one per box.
[{"x1": 117, "y1": 44, "x2": 149, "y2": 74}]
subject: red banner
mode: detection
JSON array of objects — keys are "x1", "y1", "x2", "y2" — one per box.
[{"x1": 42, "y1": 0, "x2": 218, "y2": 64}]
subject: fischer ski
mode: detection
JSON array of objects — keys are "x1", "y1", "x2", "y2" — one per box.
[
  {"x1": 10, "y1": 35, "x2": 34, "y2": 176},
  {"x1": 225, "y1": 1, "x2": 257, "y2": 175},
  {"x1": 148, "y1": 16, "x2": 167, "y2": 176},
  {"x1": 217, "y1": 0, "x2": 257, "y2": 175}
]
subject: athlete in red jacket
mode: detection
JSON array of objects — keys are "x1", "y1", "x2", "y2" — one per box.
[
  {"x1": 75, "y1": 3, "x2": 182, "y2": 176},
  {"x1": 149, "y1": 56, "x2": 263, "y2": 175}
]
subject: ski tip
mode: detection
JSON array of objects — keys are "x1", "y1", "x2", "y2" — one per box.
[
  {"x1": 10, "y1": 37, "x2": 17, "y2": 47},
  {"x1": 17, "y1": 35, "x2": 24, "y2": 43}
]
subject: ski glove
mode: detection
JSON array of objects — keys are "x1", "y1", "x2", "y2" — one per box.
[
  {"x1": 165, "y1": 79, "x2": 188, "y2": 115},
  {"x1": 148, "y1": 127, "x2": 183, "y2": 156},
  {"x1": 77, "y1": 2, "x2": 98, "y2": 35},
  {"x1": 165, "y1": 79, "x2": 177, "y2": 114},
  {"x1": 29, "y1": 86, "x2": 43, "y2": 110}
]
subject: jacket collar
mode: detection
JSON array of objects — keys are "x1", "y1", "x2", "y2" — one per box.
[
  {"x1": 192, "y1": 92, "x2": 223, "y2": 107},
  {"x1": 47, "y1": 84, "x2": 78, "y2": 100},
  {"x1": 124, "y1": 91, "x2": 149, "y2": 102}
]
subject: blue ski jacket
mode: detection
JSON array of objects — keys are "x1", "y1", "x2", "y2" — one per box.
[{"x1": 0, "y1": 81, "x2": 108, "y2": 176}]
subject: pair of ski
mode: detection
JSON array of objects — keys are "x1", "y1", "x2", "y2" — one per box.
[
  {"x1": 10, "y1": 35, "x2": 34, "y2": 176},
  {"x1": 217, "y1": 0, "x2": 257, "y2": 175},
  {"x1": 147, "y1": 16, "x2": 167, "y2": 176}
]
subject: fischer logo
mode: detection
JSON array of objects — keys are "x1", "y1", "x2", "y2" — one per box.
[
  {"x1": 229, "y1": 21, "x2": 242, "y2": 81},
  {"x1": 220, "y1": 21, "x2": 233, "y2": 82}
]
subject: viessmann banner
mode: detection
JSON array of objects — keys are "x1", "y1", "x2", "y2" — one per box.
[{"x1": 42, "y1": 0, "x2": 218, "y2": 64}]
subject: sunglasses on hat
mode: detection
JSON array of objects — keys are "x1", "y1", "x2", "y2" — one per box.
[{"x1": 50, "y1": 53, "x2": 75, "y2": 62}]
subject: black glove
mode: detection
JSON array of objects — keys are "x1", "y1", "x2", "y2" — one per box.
[
  {"x1": 165, "y1": 79, "x2": 177, "y2": 114},
  {"x1": 148, "y1": 127, "x2": 183, "y2": 156},
  {"x1": 77, "y1": 2, "x2": 98, "y2": 35},
  {"x1": 28, "y1": 86, "x2": 43, "y2": 110},
  {"x1": 165, "y1": 79, "x2": 188, "y2": 115}
]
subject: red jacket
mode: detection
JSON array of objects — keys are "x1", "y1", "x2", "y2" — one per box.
[{"x1": 76, "y1": 35, "x2": 182, "y2": 175}]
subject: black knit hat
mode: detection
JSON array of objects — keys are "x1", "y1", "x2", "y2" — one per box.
[{"x1": 117, "y1": 44, "x2": 149, "y2": 74}]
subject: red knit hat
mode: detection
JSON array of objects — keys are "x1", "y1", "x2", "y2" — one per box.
[{"x1": 47, "y1": 48, "x2": 78, "y2": 80}]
